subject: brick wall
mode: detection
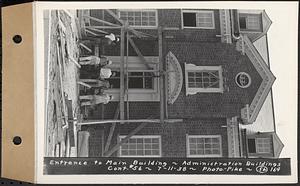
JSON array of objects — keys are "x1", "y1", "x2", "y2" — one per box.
[
  {"x1": 84, "y1": 9, "x2": 262, "y2": 158},
  {"x1": 166, "y1": 41, "x2": 262, "y2": 119},
  {"x1": 88, "y1": 8, "x2": 223, "y2": 62},
  {"x1": 84, "y1": 118, "x2": 228, "y2": 157},
  {"x1": 82, "y1": 125, "x2": 105, "y2": 157}
]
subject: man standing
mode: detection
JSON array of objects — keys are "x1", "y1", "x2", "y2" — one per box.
[
  {"x1": 80, "y1": 33, "x2": 119, "y2": 46},
  {"x1": 80, "y1": 94, "x2": 113, "y2": 106},
  {"x1": 100, "y1": 68, "x2": 115, "y2": 79},
  {"x1": 78, "y1": 79, "x2": 110, "y2": 89},
  {"x1": 79, "y1": 55, "x2": 112, "y2": 67}
]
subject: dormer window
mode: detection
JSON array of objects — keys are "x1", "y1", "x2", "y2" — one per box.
[
  {"x1": 182, "y1": 10, "x2": 215, "y2": 29},
  {"x1": 239, "y1": 13, "x2": 263, "y2": 32},
  {"x1": 247, "y1": 137, "x2": 272, "y2": 156}
]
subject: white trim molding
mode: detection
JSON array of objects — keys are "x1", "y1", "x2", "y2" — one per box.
[
  {"x1": 237, "y1": 35, "x2": 276, "y2": 124},
  {"x1": 227, "y1": 117, "x2": 240, "y2": 157},
  {"x1": 235, "y1": 72, "x2": 252, "y2": 88},
  {"x1": 186, "y1": 134, "x2": 223, "y2": 157},
  {"x1": 218, "y1": 9, "x2": 232, "y2": 43},
  {"x1": 185, "y1": 64, "x2": 224, "y2": 95},
  {"x1": 166, "y1": 51, "x2": 183, "y2": 104}
]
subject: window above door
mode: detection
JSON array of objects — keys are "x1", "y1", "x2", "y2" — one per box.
[
  {"x1": 108, "y1": 71, "x2": 154, "y2": 90},
  {"x1": 105, "y1": 56, "x2": 160, "y2": 101},
  {"x1": 182, "y1": 10, "x2": 215, "y2": 29}
]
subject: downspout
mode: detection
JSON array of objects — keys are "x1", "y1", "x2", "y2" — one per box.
[
  {"x1": 237, "y1": 122, "x2": 242, "y2": 157},
  {"x1": 230, "y1": 9, "x2": 241, "y2": 40}
]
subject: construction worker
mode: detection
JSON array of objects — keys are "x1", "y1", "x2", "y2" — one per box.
[
  {"x1": 80, "y1": 94, "x2": 113, "y2": 106},
  {"x1": 79, "y1": 55, "x2": 112, "y2": 67},
  {"x1": 80, "y1": 33, "x2": 119, "y2": 46},
  {"x1": 100, "y1": 68, "x2": 115, "y2": 79},
  {"x1": 78, "y1": 79, "x2": 110, "y2": 89}
]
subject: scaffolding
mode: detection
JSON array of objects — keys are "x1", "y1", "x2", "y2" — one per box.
[{"x1": 77, "y1": 9, "x2": 182, "y2": 157}]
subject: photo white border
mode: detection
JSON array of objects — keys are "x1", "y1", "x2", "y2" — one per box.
[{"x1": 35, "y1": 1, "x2": 298, "y2": 184}]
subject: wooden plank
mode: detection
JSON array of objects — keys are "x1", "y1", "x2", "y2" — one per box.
[
  {"x1": 128, "y1": 29, "x2": 143, "y2": 38},
  {"x1": 101, "y1": 104, "x2": 105, "y2": 119},
  {"x1": 129, "y1": 28, "x2": 157, "y2": 38},
  {"x1": 158, "y1": 26, "x2": 164, "y2": 124},
  {"x1": 77, "y1": 81, "x2": 92, "y2": 88},
  {"x1": 163, "y1": 27, "x2": 180, "y2": 30},
  {"x1": 56, "y1": 40, "x2": 68, "y2": 128},
  {"x1": 128, "y1": 69, "x2": 159, "y2": 72},
  {"x1": 104, "y1": 104, "x2": 120, "y2": 152},
  {"x1": 86, "y1": 27, "x2": 109, "y2": 34},
  {"x1": 69, "y1": 56, "x2": 81, "y2": 68},
  {"x1": 85, "y1": 29, "x2": 99, "y2": 36},
  {"x1": 163, "y1": 29, "x2": 169, "y2": 119},
  {"x1": 77, "y1": 119, "x2": 183, "y2": 126},
  {"x1": 103, "y1": 122, "x2": 149, "y2": 157},
  {"x1": 62, "y1": 9, "x2": 73, "y2": 18},
  {"x1": 94, "y1": 45, "x2": 99, "y2": 56},
  {"x1": 120, "y1": 27, "x2": 125, "y2": 123},
  {"x1": 126, "y1": 32, "x2": 130, "y2": 120},
  {"x1": 128, "y1": 37, "x2": 153, "y2": 71},
  {"x1": 79, "y1": 43, "x2": 92, "y2": 53},
  {"x1": 86, "y1": 25, "x2": 122, "y2": 29},
  {"x1": 83, "y1": 15, "x2": 120, "y2": 27},
  {"x1": 105, "y1": 9, "x2": 124, "y2": 25}
]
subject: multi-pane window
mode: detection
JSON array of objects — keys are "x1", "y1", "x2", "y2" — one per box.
[
  {"x1": 247, "y1": 137, "x2": 272, "y2": 154},
  {"x1": 256, "y1": 138, "x2": 271, "y2": 153},
  {"x1": 182, "y1": 10, "x2": 215, "y2": 29},
  {"x1": 185, "y1": 65, "x2": 223, "y2": 94},
  {"x1": 119, "y1": 10, "x2": 157, "y2": 27},
  {"x1": 187, "y1": 135, "x2": 222, "y2": 157},
  {"x1": 119, "y1": 136, "x2": 161, "y2": 157},
  {"x1": 108, "y1": 71, "x2": 154, "y2": 89},
  {"x1": 188, "y1": 71, "x2": 220, "y2": 88},
  {"x1": 239, "y1": 13, "x2": 262, "y2": 32}
]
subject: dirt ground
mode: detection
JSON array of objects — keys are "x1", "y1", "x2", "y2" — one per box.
[{"x1": 44, "y1": 10, "x2": 81, "y2": 157}]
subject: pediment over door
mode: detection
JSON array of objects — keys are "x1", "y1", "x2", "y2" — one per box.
[{"x1": 166, "y1": 51, "x2": 183, "y2": 104}]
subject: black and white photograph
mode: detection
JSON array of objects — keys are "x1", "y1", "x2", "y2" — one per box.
[{"x1": 34, "y1": 1, "x2": 298, "y2": 184}]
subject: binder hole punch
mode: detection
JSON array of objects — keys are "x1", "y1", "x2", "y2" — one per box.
[
  {"x1": 13, "y1": 136, "x2": 22, "y2": 145},
  {"x1": 12, "y1": 35, "x2": 22, "y2": 44}
]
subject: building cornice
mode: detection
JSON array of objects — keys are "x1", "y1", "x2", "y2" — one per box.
[{"x1": 237, "y1": 35, "x2": 276, "y2": 123}]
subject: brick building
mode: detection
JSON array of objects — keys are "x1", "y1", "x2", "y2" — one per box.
[{"x1": 78, "y1": 9, "x2": 283, "y2": 158}]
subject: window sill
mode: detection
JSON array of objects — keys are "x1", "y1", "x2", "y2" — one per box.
[
  {"x1": 186, "y1": 88, "x2": 224, "y2": 95},
  {"x1": 183, "y1": 26, "x2": 215, "y2": 30},
  {"x1": 127, "y1": 26, "x2": 158, "y2": 29},
  {"x1": 187, "y1": 155, "x2": 222, "y2": 158}
]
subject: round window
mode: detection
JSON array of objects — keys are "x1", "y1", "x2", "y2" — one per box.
[{"x1": 235, "y1": 72, "x2": 251, "y2": 88}]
